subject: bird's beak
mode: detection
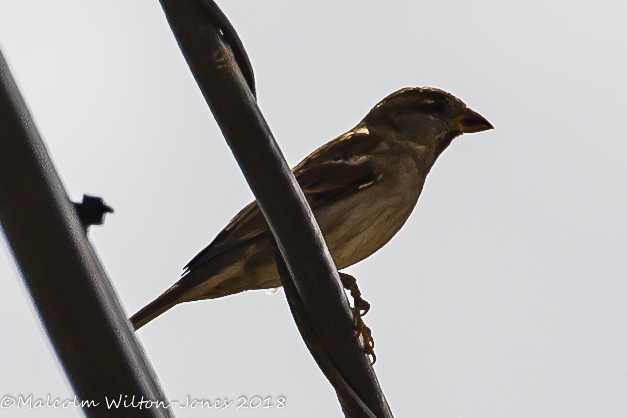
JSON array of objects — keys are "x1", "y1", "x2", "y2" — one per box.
[{"x1": 459, "y1": 108, "x2": 494, "y2": 134}]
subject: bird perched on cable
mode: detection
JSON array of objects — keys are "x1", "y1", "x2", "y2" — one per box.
[{"x1": 131, "y1": 87, "x2": 493, "y2": 330}]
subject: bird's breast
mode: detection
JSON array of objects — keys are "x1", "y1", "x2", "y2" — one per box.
[{"x1": 315, "y1": 153, "x2": 425, "y2": 269}]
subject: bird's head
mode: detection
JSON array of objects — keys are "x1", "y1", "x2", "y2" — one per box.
[{"x1": 361, "y1": 87, "x2": 493, "y2": 156}]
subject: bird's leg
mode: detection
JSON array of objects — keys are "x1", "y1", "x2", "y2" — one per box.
[
  {"x1": 339, "y1": 272, "x2": 376, "y2": 364},
  {"x1": 339, "y1": 272, "x2": 370, "y2": 316}
]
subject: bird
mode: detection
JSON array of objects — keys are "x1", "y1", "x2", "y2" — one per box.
[{"x1": 130, "y1": 87, "x2": 493, "y2": 330}]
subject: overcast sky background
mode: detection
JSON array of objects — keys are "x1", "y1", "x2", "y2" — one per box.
[{"x1": 0, "y1": 1, "x2": 626, "y2": 417}]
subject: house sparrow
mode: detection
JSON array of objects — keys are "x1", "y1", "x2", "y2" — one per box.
[{"x1": 131, "y1": 87, "x2": 493, "y2": 330}]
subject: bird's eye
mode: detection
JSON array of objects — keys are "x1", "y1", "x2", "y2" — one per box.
[
  {"x1": 405, "y1": 100, "x2": 447, "y2": 115},
  {"x1": 421, "y1": 100, "x2": 447, "y2": 114}
]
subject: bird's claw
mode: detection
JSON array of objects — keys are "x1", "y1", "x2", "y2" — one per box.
[
  {"x1": 354, "y1": 298, "x2": 370, "y2": 317},
  {"x1": 340, "y1": 272, "x2": 376, "y2": 364},
  {"x1": 353, "y1": 307, "x2": 376, "y2": 364}
]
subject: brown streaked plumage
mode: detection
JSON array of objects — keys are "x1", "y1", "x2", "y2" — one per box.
[{"x1": 131, "y1": 87, "x2": 493, "y2": 329}]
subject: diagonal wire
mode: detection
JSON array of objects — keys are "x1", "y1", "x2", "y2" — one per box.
[{"x1": 157, "y1": 1, "x2": 394, "y2": 416}]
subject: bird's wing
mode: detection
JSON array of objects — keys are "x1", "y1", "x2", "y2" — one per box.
[
  {"x1": 182, "y1": 200, "x2": 265, "y2": 273},
  {"x1": 183, "y1": 131, "x2": 382, "y2": 272}
]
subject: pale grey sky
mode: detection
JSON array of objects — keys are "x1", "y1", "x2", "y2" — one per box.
[{"x1": 0, "y1": 1, "x2": 626, "y2": 417}]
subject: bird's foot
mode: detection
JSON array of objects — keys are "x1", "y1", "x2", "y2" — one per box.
[
  {"x1": 339, "y1": 272, "x2": 376, "y2": 364},
  {"x1": 354, "y1": 308, "x2": 376, "y2": 364}
]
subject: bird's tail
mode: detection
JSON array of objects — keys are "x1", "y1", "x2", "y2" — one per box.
[{"x1": 130, "y1": 284, "x2": 185, "y2": 330}]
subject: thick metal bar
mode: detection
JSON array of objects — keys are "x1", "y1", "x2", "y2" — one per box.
[
  {"x1": 157, "y1": 1, "x2": 393, "y2": 416},
  {"x1": 270, "y1": 239, "x2": 379, "y2": 418},
  {"x1": 0, "y1": 50, "x2": 174, "y2": 417}
]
